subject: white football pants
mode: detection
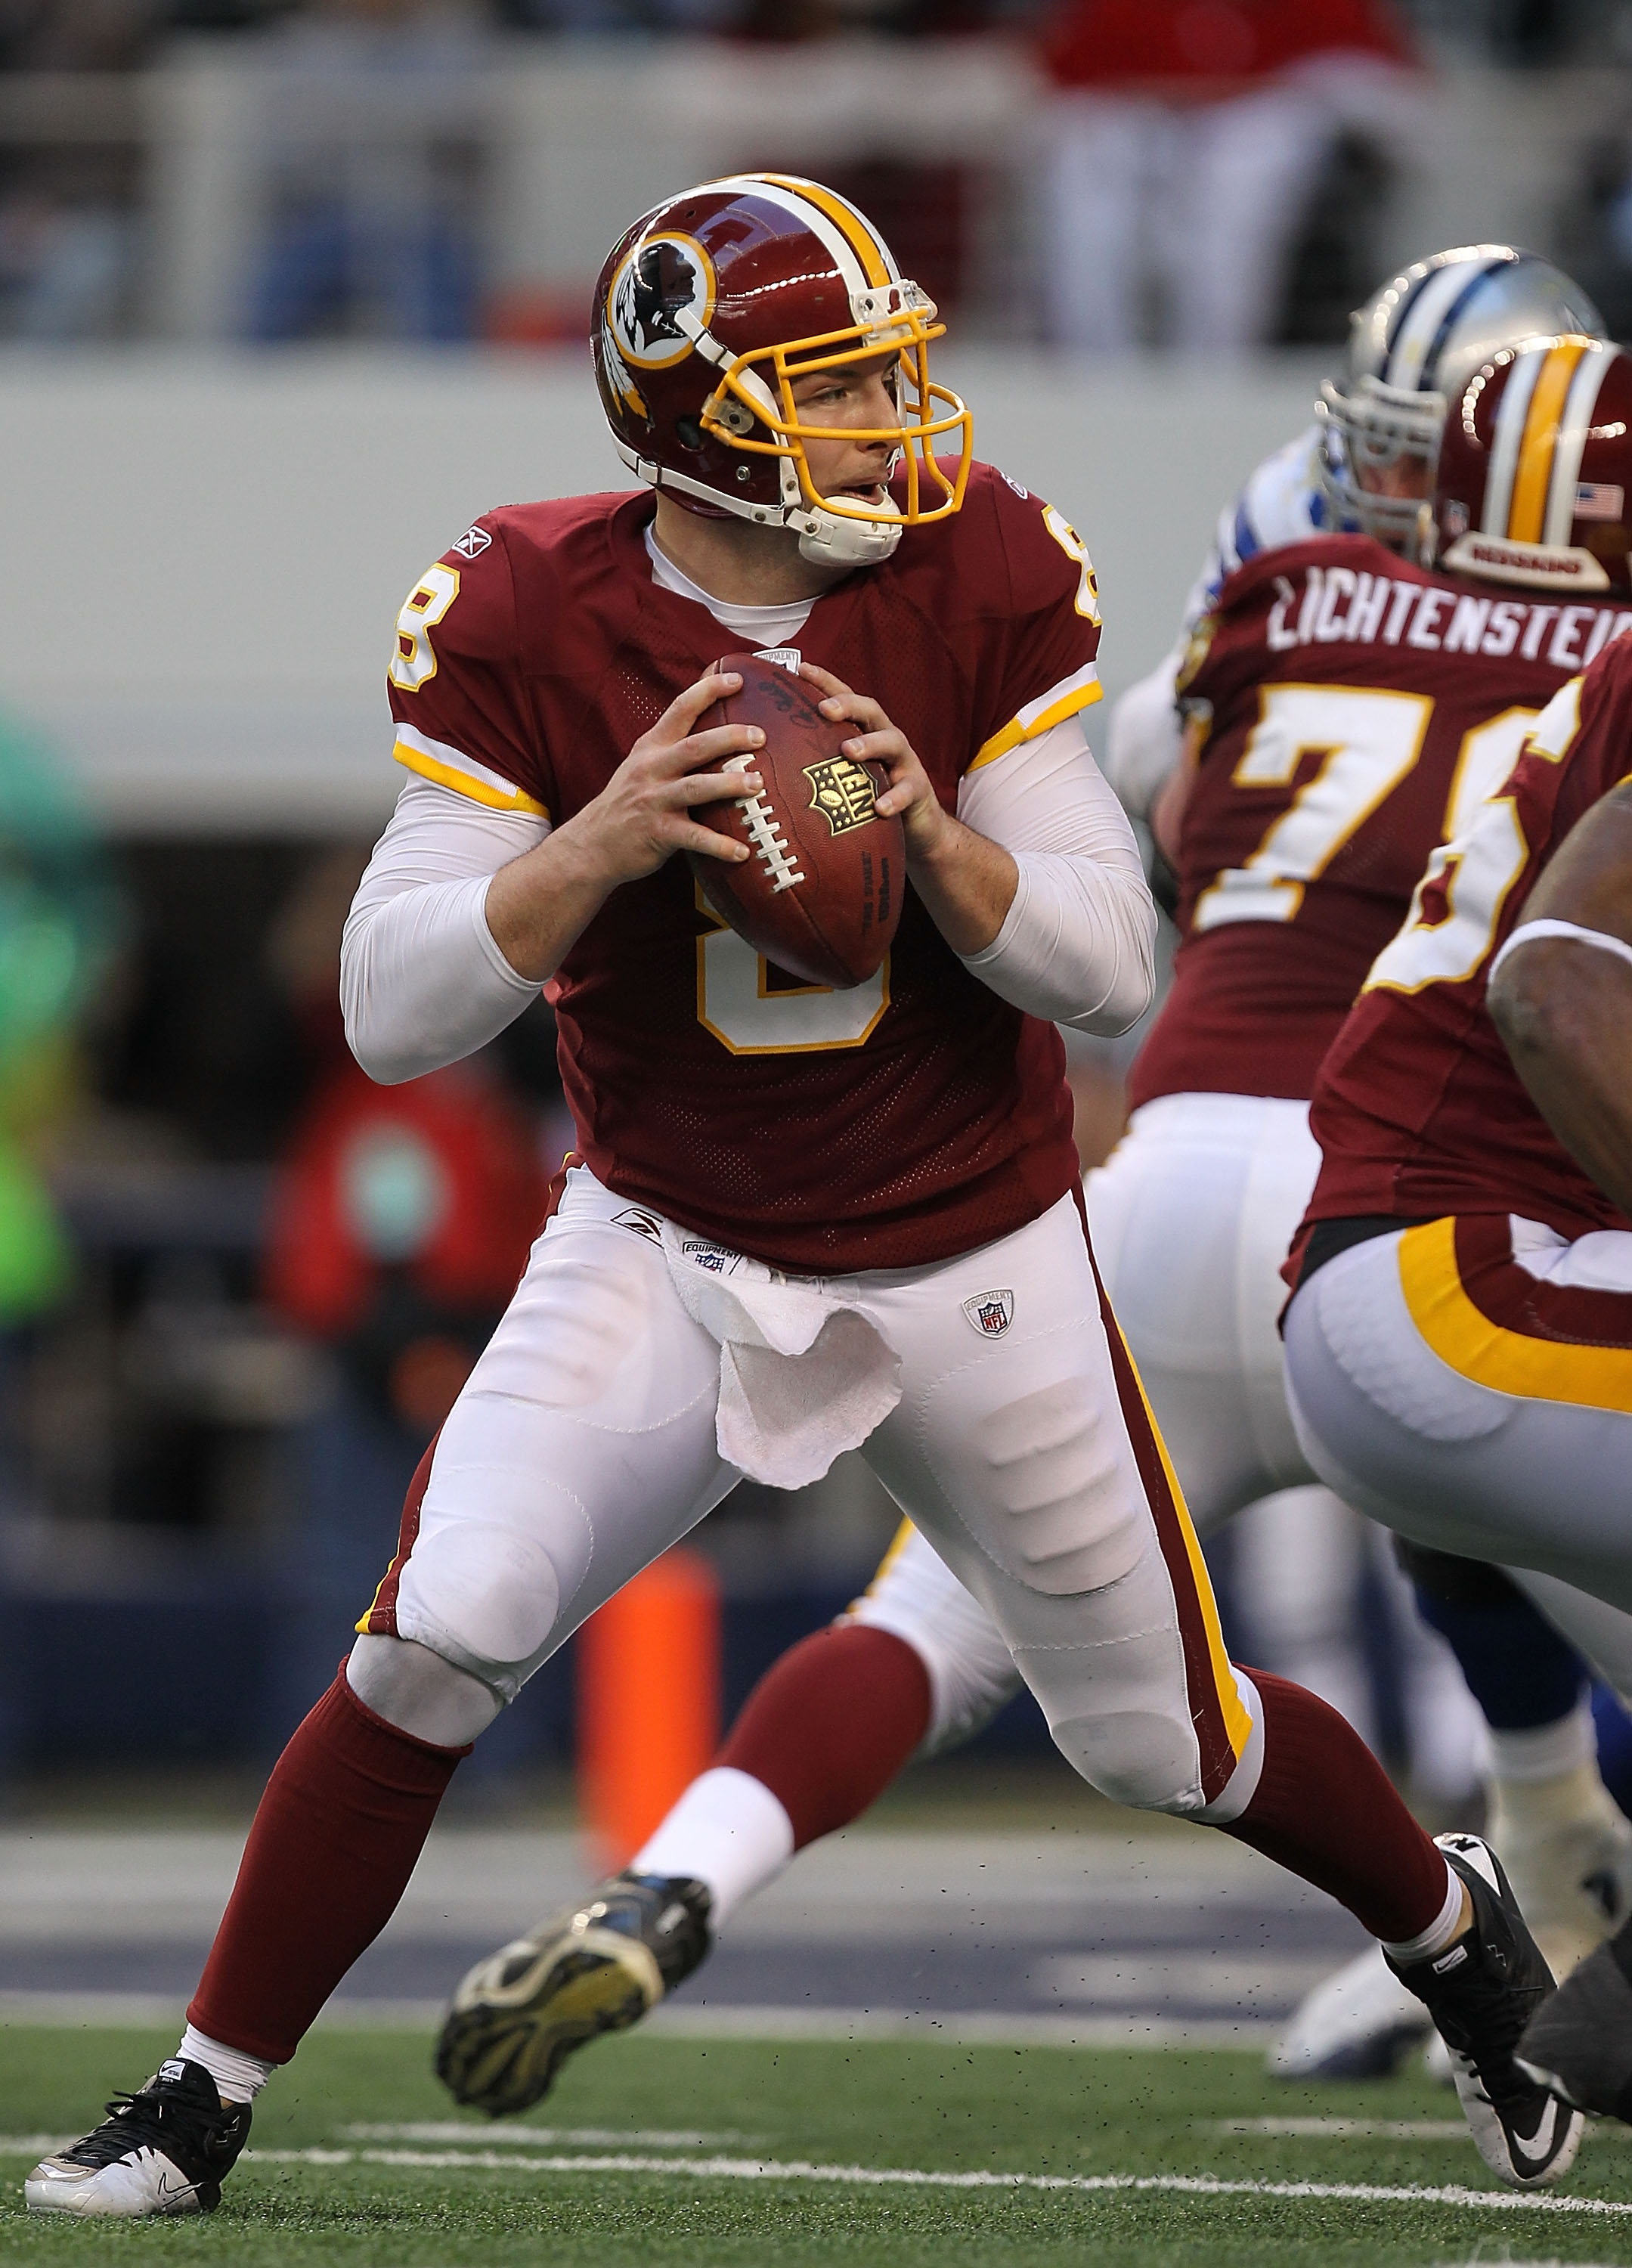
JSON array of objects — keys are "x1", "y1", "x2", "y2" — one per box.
[
  {"x1": 361, "y1": 1167, "x2": 1262, "y2": 1820},
  {"x1": 1284, "y1": 1213, "x2": 1632, "y2": 1705},
  {"x1": 851, "y1": 1093, "x2": 1477, "y2": 1777}
]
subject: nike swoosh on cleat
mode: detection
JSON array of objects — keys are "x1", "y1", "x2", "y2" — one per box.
[{"x1": 1509, "y1": 2099, "x2": 1563, "y2": 2170}]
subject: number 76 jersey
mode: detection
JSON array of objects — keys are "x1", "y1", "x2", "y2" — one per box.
[{"x1": 1129, "y1": 533, "x2": 1632, "y2": 1111}]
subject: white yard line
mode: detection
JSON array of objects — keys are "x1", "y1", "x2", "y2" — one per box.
[
  {"x1": 342, "y1": 2124, "x2": 752, "y2": 2147},
  {"x1": 1216, "y1": 2117, "x2": 1632, "y2": 2146},
  {"x1": 218, "y1": 2146, "x2": 1632, "y2": 2216},
  {"x1": 5, "y1": 2133, "x2": 1629, "y2": 2217}
]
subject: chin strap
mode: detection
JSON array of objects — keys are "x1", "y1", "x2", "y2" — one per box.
[{"x1": 619, "y1": 437, "x2": 906, "y2": 565}]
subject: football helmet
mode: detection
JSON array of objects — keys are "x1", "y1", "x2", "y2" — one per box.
[
  {"x1": 1432, "y1": 333, "x2": 1632, "y2": 596},
  {"x1": 1319, "y1": 245, "x2": 1606, "y2": 553},
  {"x1": 592, "y1": 172, "x2": 972, "y2": 569}
]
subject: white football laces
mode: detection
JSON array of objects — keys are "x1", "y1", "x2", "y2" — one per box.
[{"x1": 722, "y1": 754, "x2": 806, "y2": 894}]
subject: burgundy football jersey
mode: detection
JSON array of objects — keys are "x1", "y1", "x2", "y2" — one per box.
[
  {"x1": 1305, "y1": 633, "x2": 1632, "y2": 1244},
  {"x1": 384, "y1": 464, "x2": 1103, "y2": 1272},
  {"x1": 1129, "y1": 536, "x2": 1632, "y2": 1110}
]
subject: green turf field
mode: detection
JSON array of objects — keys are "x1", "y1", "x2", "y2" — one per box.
[{"x1": 5, "y1": 2027, "x2": 1632, "y2": 2266}]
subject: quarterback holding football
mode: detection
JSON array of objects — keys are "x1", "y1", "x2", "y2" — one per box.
[{"x1": 27, "y1": 178, "x2": 1581, "y2": 2217}]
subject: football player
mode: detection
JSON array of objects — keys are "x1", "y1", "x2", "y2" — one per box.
[
  {"x1": 28, "y1": 174, "x2": 1563, "y2": 2217},
  {"x1": 1119, "y1": 251, "x2": 1632, "y2": 1923},
  {"x1": 1283, "y1": 340, "x2": 1632, "y2": 1780},
  {"x1": 1497, "y1": 779, "x2": 1632, "y2": 2121},
  {"x1": 429, "y1": 279, "x2": 1632, "y2": 2118},
  {"x1": 1105, "y1": 241, "x2": 1606, "y2": 823}
]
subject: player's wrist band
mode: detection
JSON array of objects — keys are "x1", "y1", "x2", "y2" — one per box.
[{"x1": 1488, "y1": 917, "x2": 1632, "y2": 986}]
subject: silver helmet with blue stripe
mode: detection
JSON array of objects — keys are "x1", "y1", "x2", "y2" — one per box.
[{"x1": 1318, "y1": 244, "x2": 1606, "y2": 555}]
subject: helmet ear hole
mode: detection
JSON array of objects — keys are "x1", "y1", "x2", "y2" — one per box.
[{"x1": 675, "y1": 417, "x2": 705, "y2": 452}]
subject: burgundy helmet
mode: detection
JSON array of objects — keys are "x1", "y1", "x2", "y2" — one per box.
[
  {"x1": 592, "y1": 172, "x2": 972, "y2": 569},
  {"x1": 1433, "y1": 333, "x2": 1632, "y2": 596}
]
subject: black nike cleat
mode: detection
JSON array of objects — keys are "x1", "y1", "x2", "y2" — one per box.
[
  {"x1": 26, "y1": 2059, "x2": 251, "y2": 2217},
  {"x1": 435, "y1": 1871, "x2": 713, "y2": 2116},
  {"x1": 1516, "y1": 1922, "x2": 1632, "y2": 2120},
  {"x1": 1387, "y1": 1833, "x2": 1583, "y2": 2189}
]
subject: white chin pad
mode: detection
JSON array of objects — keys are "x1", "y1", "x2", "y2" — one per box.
[{"x1": 797, "y1": 511, "x2": 903, "y2": 567}]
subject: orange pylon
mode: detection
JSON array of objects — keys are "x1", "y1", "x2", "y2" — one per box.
[{"x1": 576, "y1": 1548, "x2": 721, "y2": 1869}]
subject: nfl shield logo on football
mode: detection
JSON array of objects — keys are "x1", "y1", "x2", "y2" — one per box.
[{"x1": 962, "y1": 1288, "x2": 1014, "y2": 1337}]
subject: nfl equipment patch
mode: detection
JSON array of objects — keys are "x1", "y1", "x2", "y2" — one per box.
[{"x1": 962, "y1": 1288, "x2": 1014, "y2": 1337}]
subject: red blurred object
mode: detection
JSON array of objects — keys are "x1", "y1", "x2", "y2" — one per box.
[
  {"x1": 484, "y1": 286, "x2": 592, "y2": 347},
  {"x1": 578, "y1": 1551, "x2": 722, "y2": 1870},
  {"x1": 264, "y1": 1059, "x2": 547, "y2": 1337},
  {"x1": 1042, "y1": 0, "x2": 1416, "y2": 91}
]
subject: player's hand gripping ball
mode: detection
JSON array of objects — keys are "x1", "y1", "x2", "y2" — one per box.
[{"x1": 687, "y1": 653, "x2": 905, "y2": 990}]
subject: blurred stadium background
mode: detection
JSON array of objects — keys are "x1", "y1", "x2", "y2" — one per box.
[{"x1": 0, "y1": 0, "x2": 1626, "y2": 2047}]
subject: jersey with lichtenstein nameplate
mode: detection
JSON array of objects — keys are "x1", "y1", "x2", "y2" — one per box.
[
  {"x1": 1303, "y1": 634, "x2": 1632, "y2": 1247},
  {"x1": 385, "y1": 463, "x2": 1102, "y2": 1272},
  {"x1": 1128, "y1": 534, "x2": 1632, "y2": 1111}
]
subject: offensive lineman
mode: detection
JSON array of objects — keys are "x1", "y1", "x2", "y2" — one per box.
[
  {"x1": 28, "y1": 178, "x2": 1580, "y2": 2215},
  {"x1": 1499, "y1": 773, "x2": 1632, "y2": 2118},
  {"x1": 432, "y1": 253, "x2": 1632, "y2": 2116},
  {"x1": 1284, "y1": 339, "x2": 1632, "y2": 1784}
]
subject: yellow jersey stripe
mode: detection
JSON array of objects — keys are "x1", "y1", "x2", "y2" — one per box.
[
  {"x1": 1509, "y1": 336, "x2": 1589, "y2": 544},
  {"x1": 759, "y1": 173, "x2": 893, "y2": 290},
  {"x1": 393, "y1": 737, "x2": 549, "y2": 819},
  {"x1": 1398, "y1": 1216, "x2": 1632, "y2": 1412},
  {"x1": 1112, "y1": 1315, "x2": 1254, "y2": 1765},
  {"x1": 968, "y1": 674, "x2": 1103, "y2": 773}
]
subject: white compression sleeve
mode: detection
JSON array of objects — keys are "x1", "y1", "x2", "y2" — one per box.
[
  {"x1": 955, "y1": 717, "x2": 1157, "y2": 1034},
  {"x1": 341, "y1": 776, "x2": 550, "y2": 1084}
]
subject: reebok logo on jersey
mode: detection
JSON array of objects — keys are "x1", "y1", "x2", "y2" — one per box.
[
  {"x1": 452, "y1": 526, "x2": 492, "y2": 559},
  {"x1": 962, "y1": 1289, "x2": 1014, "y2": 1337}
]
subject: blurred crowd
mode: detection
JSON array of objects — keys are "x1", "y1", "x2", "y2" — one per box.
[{"x1": 3, "y1": 0, "x2": 1632, "y2": 345}]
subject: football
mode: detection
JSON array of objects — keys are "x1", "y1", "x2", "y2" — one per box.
[{"x1": 687, "y1": 652, "x2": 905, "y2": 990}]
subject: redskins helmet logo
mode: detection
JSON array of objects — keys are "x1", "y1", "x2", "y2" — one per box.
[{"x1": 608, "y1": 232, "x2": 716, "y2": 370}]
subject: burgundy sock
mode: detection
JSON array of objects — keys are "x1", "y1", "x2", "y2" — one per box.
[
  {"x1": 1219, "y1": 1668, "x2": 1448, "y2": 1943},
  {"x1": 188, "y1": 1672, "x2": 468, "y2": 2064},
  {"x1": 717, "y1": 1623, "x2": 932, "y2": 1850}
]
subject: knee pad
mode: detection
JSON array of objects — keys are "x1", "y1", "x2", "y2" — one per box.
[
  {"x1": 394, "y1": 1519, "x2": 563, "y2": 1699},
  {"x1": 1048, "y1": 1705, "x2": 1203, "y2": 1813}
]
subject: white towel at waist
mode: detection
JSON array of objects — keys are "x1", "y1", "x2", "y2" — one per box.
[{"x1": 660, "y1": 1222, "x2": 902, "y2": 1490}]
